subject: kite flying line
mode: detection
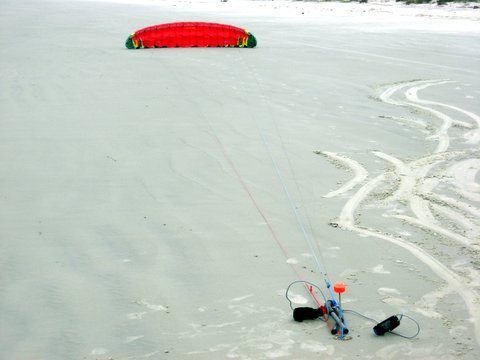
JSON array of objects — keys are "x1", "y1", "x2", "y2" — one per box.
[
  {"x1": 156, "y1": 43, "x2": 419, "y2": 341},
  {"x1": 226, "y1": 50, "x2": 350, "y2": 338},
  {"x1": 235, "y1": 50, "x2": 420, "y2": 340}
]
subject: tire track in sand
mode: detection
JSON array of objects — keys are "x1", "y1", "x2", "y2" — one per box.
[
  {"x1": 314, "y1": 151, "x2": 368, "y2": 198},
  {"x1": 380, "y1": 79, "x2": 472, "y2": 153},
  {"x1": 322, "y1": 79, "x2": 480, "y2": 345}
]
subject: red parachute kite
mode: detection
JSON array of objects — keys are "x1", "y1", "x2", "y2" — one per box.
[{"x1": 125, "y1": 22, "x2": 257, "y2": 49}]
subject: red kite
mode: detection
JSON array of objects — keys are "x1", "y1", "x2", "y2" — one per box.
[{"x1": 125, "y1": 22, "x2": 257, "y2": 49}]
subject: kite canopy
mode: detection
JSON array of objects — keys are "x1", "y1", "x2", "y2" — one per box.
[{"x1": 125, "y1": 22, "x2": 257, "y2": 49}]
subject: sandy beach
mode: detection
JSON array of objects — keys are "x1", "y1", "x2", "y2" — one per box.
[{"x1": 1, "y1": 0, "x2": 479, "y2": 359}]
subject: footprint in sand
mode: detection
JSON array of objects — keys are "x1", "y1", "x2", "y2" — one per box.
[
  {"x1": 128, "y1": 299, "x2": 169, "y2": 320},
  {"x1": 90, "y1": 347, "x2": 108, "y2": 355},
  {"x1": 368, "y1": 264, "x2": 391, "y2": 274}
]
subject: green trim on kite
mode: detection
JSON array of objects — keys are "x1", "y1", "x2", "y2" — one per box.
[
  {"x1": 246, "y1": 33, "x2": 257, "y2": 48},
  {"x1": 125, "y1": 35, "x2": 135, "y2": 49}
]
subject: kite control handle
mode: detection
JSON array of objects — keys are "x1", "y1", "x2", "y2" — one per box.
[
  {"x1": 326, "y1": 300, "x2": 349, "y2": 335},
  {"x1": 287, "y1": 280, "x2": 420, "y2": 340},
  {"x1": 373, "y1": 315, "x2": 401, "y2": 335},
  {"x1": 293, "y1": 306, "x2": 325, "y2": 322},
  {"x1": 286, "y1": 280, "x2": 349, "y2": 338}
]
